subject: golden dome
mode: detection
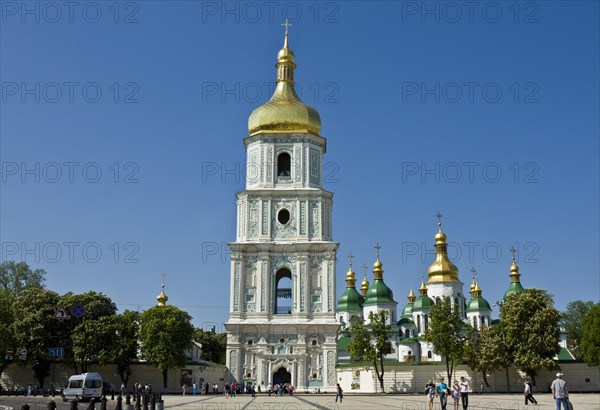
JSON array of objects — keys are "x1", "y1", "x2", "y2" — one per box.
[
  {"x1": 156, "y1": 286, "x2": 168, "y2": 306},
  {"x1": 247, "y1": 30, "x2": 321, "y2": 136},
  {"x1": 407, "y1": 287, "x2": 416, "y2": 303},
  {"x1": 360, "y1": 264, "x2": 370, "y2": 297},
  {"x1": 427, "y1": 218, "x2": 460, "y2": 283},
  {"x1": 346, "y1": 262, "x2": 356, "y2": 288}
]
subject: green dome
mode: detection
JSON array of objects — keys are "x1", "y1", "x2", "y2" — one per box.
[
  {"x1": 412, "y1": 295, "x2": 434, "y2": 310},
  {"x1": 466, "y1": 296, "x2": 492, "y2": 312},
  {"x1": 397, "y1": 317, "x2": 414, "y2": 326},
  {"x1": 337, "y1": 287, "x2": 364, "y2": 311},
  {"x1": 401, "y1": 302, "x2": 414, "y2": 318},
  {"x1": 503, "y1": 282, "x2": 525, "y2": 302},
  {"x1": 364, "y1": 279, "x2": 395, "y2": 304}
]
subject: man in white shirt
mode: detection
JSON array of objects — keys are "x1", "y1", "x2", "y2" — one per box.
[
  {"x1": 459, "y1": 377, "x2": 469, "y2": 410},
  {"x1": 551, "y1": 373, "x2": 569, "y2": 410}
]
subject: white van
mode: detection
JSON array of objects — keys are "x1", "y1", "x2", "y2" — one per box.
[{"x1": 62, "y1": 372, "x2": 103, "y2": 401}]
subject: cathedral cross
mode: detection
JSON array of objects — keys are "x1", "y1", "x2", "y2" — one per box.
[
  {"x1": 160, "y1": 271, "x2": 167, "y2": 287},
  {"x1": 509, "y1": 246, "x2": 517, "y2": 260},
  {"x1": 347, "y1": 253, "x2": 354, "y2": 267},
  {"x1": 436, "y1": 211, "x2": 443, "y2": 227},
  {"x1": 361, "y1": 265, "x2": 368, "y2": 276},
  {"x1": 374, "y1": 243, "x2": 381, "y2": 258},
  {"x1": 281, "y1": 19, "x2": 292, "y2": 35}
]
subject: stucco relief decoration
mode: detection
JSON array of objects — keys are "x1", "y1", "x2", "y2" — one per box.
[
  {"x1": 272, "y1": 201, "x2": 297, "y2": 239},
  {"x1": 248, "y1": 201, "x2": 259, "y2": 237}
]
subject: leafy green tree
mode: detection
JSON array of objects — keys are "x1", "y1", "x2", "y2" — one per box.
[
  {"x1": 560, "y1": 300, "x2": 594, "y2": 360},
  {"x1": 58, "y1": 291, "x2": 117, "y2": 374},
  {"x1": 580, "y1": 304, "x2": 600, "y2": 367},
  {"x1": 11, "y1": 288, "x2": 61, "y2": 387},
  {"x1": 465, "y1": 324, "x2": 510, "y2": 388},
  {"x1": 140, "y1": 305, "x2": 194, "y2": 388},
  {"x1": 0, "y1": 261, "x2": 45, "y2": 296},
  {"x1": 423, "y1": 297, "x2": 466, "y2": 383},
  {"x1": 193, "y1": 328, "x2": 226, "y2": 364},
  {"x1": 0, "y1": 261, "x2": 46, "y2": 378},
  {"x1": 110, "y1": 310, "x2": 141, "y2": 386},
  {"x1": 500, "y1": 289, "x2": 560, "y2": 385},
  {"x1": 347, "y1": 311, "x2": 392, "y2": 393}
]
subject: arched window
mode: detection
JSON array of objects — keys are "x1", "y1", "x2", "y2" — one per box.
[
  {"x1": 424, "y1": 314, "x2": 429, "y2": 331},
  {"x1": 473, "y1": 316, "x2": 478, "y2": 330},
  {"x1": 427, "y1": 351, "x2": 432, "y2": 359},
  {"x1": 274, "y1": 268, "x2": 292, "y2": 314},
  {"x1": 417, "y1": 315, "x2": 421, "y2": 333},
  {"x1": 277, "y1": 152, "x2": 291, "y2": 177}
]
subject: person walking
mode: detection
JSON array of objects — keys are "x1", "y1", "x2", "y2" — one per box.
[
  {"x1": 524, "y1": 380, "x2": 538, "y2": 405},
  {"x1": 459, "y1": 377, "x2": 469, "y2": 410},
  {"x1": 436, "y1": 378, "x2": 449, "y2": 410},
  {"x1": 551, "y1": 373, "x2": 569, "y2": 410},
  {"x1": 335, "y1": 384, "x2": 343, "y2": 403},
  {"x1": 452, "y1": 381, "x2": 460, "y2": 410},
  {"x1": 425, "y1": 379, "x2": 436, "y2": 410}
]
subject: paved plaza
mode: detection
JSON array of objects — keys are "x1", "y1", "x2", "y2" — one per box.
[{"x1": 1, "y1": 393, "x2": 599, "y2": 410}]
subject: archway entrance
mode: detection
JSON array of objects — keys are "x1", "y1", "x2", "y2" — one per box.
[{"x1": 272, "y1": 367, "x2": 291, "y2": 385}]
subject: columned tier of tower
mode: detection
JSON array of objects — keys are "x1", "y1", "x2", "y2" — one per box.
[
  {"x1": 235, "y1": 190, "x2": 333, "y2": 242},
  {"x1": 243, "y1": 133, "x2": 327, "y2": 190}
]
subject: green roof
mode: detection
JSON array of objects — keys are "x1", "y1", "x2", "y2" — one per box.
[
  {"x1": 556, "y1": 347, "x2": 575, "y2": 361},
  {"x1": 503, "y1": 282, "x2": 525, "y2": 301},
  {"x1": 364, "y1": 279, "x2": 396, "y2": 304},
  {"x1": 337, "y1": 287, "x2": 365, "y2": 311},
  {"x1": 337, "y1": 336, "x2": 352, "y2": 352},
  {"x1": 466, "y1": 296, "x2": 492, "y2": 312},
  {"x1": 398, "y1": 337, "x2": 419, "y2": 343},
  {"x1": 413, "y1": 295, "x2": 434, "y2": 309},
  {"x1": 401, "y1": 302, "x2": 413, "y2": 318},
  {"x1": 397, "y1": 317, "x2": 414, "y2": 326}
]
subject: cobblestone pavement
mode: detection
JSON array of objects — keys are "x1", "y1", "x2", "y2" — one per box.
[{"x1": 1, "y1": 393, "x2": 599, "y2": 410}]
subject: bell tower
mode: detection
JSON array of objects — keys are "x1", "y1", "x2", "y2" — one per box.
[{"x1": 224, "y1": 22, "x2": 339, "y2": 390}]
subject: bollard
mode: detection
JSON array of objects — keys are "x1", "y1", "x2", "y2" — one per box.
[
  {"x1": 111, "y1": 391, "x2": 115, "y2": 401},
  {"x1": 125, "y1": 394, "x2": 132, "y2": 410},
  {"x1": 86, "y1": 397, "x2": 96, "y2": 410},
  {"x1": 142, "y1": 393, "x2": 149, "y2": 410},
  {"x1": 115, "y1": 394, "x2": 123, "y2": 410},
  {"x1": 156, "y1": 400, "x2": 164, "y2": 410},
  {"x1": 47, "y1": 400, "x2": 57, "y2": 410},
  {"x1": 20, "y1": 404, "x2": 30, "y2": 410},
  {"x1": 70, "y1": 398, "x2": 79, "y2": 410},
  {"x1": 100, "y1": 395, "x2": 107, "y2": 410},
  {"x1": 150, "y1": 394, "x2": 156, "y2": 410},
  {"x1": 134, "y1": 394, "x2": 141, "y2": 410}
]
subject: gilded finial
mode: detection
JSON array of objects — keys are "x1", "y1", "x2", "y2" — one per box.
[
  {"x1": 510, "y1": 245, "x2": 517, "y2": 261},
  {"x1": 436, "y1": 211, "x2": 443, "y2": 228},
  {"x1": 156, "y1": 272, "x2": 168, "y2": 306},
  {"x1": 373, "y1": 244, "x2": 383, "y2": 279},
  {"x1": 360, "y1": 264, "x2": 370, "y2": 297},
  {"x1": 419, "y1": 275, "x2": 428, "y2": 295},
  {"x1": 348, "y1": 252, "x2": 354, "y2": 268},
  {"x1": 408, "y1": 285, "x2": 416, "y2": 303}
]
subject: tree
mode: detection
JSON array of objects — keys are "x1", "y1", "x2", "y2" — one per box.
[
  {"x1": 465, "y1": 324, "x2": 510, "y2": 388},
  {"x1": 0, "y1": 261, "x2": 45, "y2": 296},
  {"x1": 193, "y1": 328, "x2": 226, "y2": 364},
  {"x1": 0, "y1": 261, "x2": 45, "y2": 378},
  {"x1": 423, "y1": 297, "x2": 466, "y2": 383},
  {"x1": 500, "y1": 289, "x2": 560, "y2": 385},
  {"x1": 560, "y1": 300, "x2": 594, "y2": 360},
  {"x1": 347, "y1": 311, "x2": 392, "y2": 393},
  {"x1": 58, "y1": 291, "x2": 117, "y2": 374},
  {"x1": 580, "y1": 304, "x2": 600, "y2": 367},
  {"x1": 109, "y1": 311, "x2": 141, "y2": 386},
  {"x1": 11, "y1": 288, "x2": 61, "y2": 388},
  {"x1": 140, "y1": 305, "x2": 194, "y2": 389}
]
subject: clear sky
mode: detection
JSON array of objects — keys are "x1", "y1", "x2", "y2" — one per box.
[{"x1": 1, "y1": 1, "x2": 598, "y2": 331}]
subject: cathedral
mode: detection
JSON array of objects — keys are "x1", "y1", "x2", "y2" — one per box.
[{"x1": 223, "y1": 24, "x2": 528, "y2": 390}]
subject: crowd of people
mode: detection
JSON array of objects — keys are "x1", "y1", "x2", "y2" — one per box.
[{"x1": 424, "y1": 377, "x2": 470, "y2": 410}]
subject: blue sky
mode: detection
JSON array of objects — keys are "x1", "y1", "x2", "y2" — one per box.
[{"x1": 1, "y1": 1, "x2": 598, "y2": 330}]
